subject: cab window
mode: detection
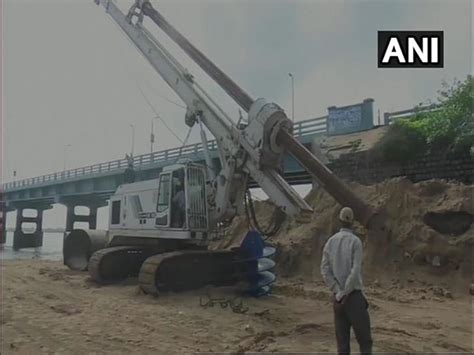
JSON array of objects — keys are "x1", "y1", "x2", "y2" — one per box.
[
  {"x1": 111, "y1": 200, "x2": 121, "y2": 225},
  {"x1": 156, "y1": 173, "x2": 171, "y2": 226},
  {"x1": 170, "y1": 168, "x2": 186, "y2": 228}
]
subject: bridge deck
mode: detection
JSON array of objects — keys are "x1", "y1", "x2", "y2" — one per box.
[{"x1": 3, "y1": 116, "x2": 327, "y2": 206}]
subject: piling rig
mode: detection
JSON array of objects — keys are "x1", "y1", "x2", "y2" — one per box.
[{"x1": 64, "y1": 0, "x2": 386, "y2": 295}]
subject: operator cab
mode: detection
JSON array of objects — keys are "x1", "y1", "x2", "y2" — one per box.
[
  {"x1": 108, "y1": 162, "x2": 209, "y2": 238},
  {"x1": 156, "y1": 163, "x2": 209, "y2": 232}
]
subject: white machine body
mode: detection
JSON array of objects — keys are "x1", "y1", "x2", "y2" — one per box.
[{"x1": 107, "y1": 163, "x2": 213, "y2": 244}]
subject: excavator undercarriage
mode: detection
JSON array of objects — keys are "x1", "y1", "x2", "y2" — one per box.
[{"x1": 85, "y1": 232, "x2": 276, "y2": 297}]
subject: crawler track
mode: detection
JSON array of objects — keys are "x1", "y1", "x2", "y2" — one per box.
[
  {"x1": 88, "y1": 246, "x2": 149, "y2": 283},
  {"x1": 89, "y1": 246, "x2": 275, "y2": 295},
  {"x1": 139, "y1": 250, "x2": 238, "y2": 295}
]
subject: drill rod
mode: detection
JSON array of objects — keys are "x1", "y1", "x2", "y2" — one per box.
[{"x1": 276, "y1": 130, "x2": 375, "y2": 226}]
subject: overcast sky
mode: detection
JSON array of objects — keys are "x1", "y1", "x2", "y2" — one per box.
[
  {"x1": 1, "y1": 0, "x2": 472, "y2": 229},
  {"x1": 3, "y1": 0, "x2": 472, "y2": 181}
]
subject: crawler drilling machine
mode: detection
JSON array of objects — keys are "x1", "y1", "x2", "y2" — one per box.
[{"x1": 64, "y1": 0, "x2": 385, "y2": 296}]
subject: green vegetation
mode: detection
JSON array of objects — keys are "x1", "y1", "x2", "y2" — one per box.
[{"x1": 375, "y1": 76, "x2": 473, "y2": 162}]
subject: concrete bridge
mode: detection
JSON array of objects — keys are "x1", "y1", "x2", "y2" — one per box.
[{"x1": 1, "y1": 116, "x2": 328, "y2": 249}]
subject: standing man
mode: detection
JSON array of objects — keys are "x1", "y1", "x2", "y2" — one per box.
[
  {"x1": 171, "y1": 178, "x2": 186, "y2": 228},
  {"x1": 320, "y1": 207, "x2": 373, "y2": 354}
]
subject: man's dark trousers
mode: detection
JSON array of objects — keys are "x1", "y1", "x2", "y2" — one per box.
[{"x1": 333, "y1": 290, "x2": 372, "y2": 354}]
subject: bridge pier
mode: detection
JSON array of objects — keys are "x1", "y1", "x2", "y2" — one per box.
[
  {"x1": 65, "y1": 203, "x2": 100, "y2": 231},
  {"x1": 58, "y1": 195, "x2": 108, "y2": 232},
  {"x1": 0, "y1": 195, "x2": 6, "y2": 244},
  {"x1": 13, "y1": 205, "x2": 52, "y2": 250},
  {"x1": 0, "y1": 205, "x2": 6, "y2": 245}
]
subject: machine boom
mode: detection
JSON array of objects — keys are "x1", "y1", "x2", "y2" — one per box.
[
  {"x1": 94, "y1": 0, "x2": 312, "y2": 218},
  {"x1": 130, "y1": 0, "x2": 376, "y2": 227}
]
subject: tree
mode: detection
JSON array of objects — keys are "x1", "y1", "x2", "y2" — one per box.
[{"x1": 375, "y1": 76, "x2": 473, "y2": 162}]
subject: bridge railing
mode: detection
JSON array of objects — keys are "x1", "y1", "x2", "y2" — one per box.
[
  {"x1": 383, "y1": 104, "x2": 441, "y2": 124},
  {"x1": 4, "y1": 115, "x2": 328, "y2": 191}
]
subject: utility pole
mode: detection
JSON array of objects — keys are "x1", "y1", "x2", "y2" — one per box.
[
  {"x1": 63, "y1": 144, "x2": 72, "y2": 172},
  {"x1": 150, "y1": 119, "x2": 154, "y2": 154},
  {"x1": 130, "y1": 124, "x2": 135, "y2": 157},
  {"x1": 288, "y1": 73, "x2": 295, "y2": 122},
  {"x1": 150, "y1": 116, "x2": 160, "y2": 153}
]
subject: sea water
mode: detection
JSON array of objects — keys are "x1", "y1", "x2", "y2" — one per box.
[{"x1": 0, "y1": 232, "x2": 63, "y2": 261}]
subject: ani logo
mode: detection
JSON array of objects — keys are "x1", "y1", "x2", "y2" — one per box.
[{"x1": 378, "y1": 31, "x2": 443, "y2": 68}]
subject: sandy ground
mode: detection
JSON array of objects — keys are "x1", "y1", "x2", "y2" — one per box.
[{"x1": 1, "y1": 259, "x2": 472, "y2": 354}]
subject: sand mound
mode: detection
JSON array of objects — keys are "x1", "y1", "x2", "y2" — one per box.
[{"x1": 219, "y1": 178, "x2": 473, "y2": 291}]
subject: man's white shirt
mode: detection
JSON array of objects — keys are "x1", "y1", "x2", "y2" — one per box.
[{"x1": 320, "y1": 228, "x2": 364, "y2": 301}]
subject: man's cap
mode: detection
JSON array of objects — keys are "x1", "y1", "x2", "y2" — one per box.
[{"x1": 339, "y1": 207, "x2": 354, "y2": 223}]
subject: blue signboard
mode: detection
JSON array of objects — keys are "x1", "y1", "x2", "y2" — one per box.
[{"x1": 327, "y1": 99, "x2": 374, "y2": 136}]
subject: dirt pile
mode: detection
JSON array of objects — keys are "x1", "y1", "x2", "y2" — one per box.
[{"x1": 220, "y1": 178, "x2": 473, "y2": 291}]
